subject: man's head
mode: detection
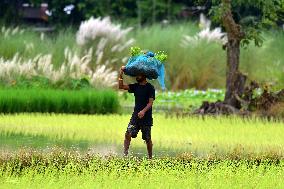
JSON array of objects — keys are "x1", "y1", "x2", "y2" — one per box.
[{"x1": 136, "y1": 74, "x2": 146, "y2": 83}]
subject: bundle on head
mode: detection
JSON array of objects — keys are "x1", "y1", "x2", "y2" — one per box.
[{"x1": 124, "y1": 47, "x2": 167, "y2": 90}]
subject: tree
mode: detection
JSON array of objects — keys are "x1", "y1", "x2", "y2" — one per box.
[
  {"x1": 196, "y1": 0, "x2": 284, "y2": 108},
  {"x1": 0, "y1": 0, "x2": 24, "y2": 24}
]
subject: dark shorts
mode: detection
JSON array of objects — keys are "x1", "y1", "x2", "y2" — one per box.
[{"x1": 126, "y1": 124, "x2": 151, "y2": 142}]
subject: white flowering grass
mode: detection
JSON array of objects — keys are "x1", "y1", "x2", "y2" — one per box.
[
  {"x1": 76, "y1": 17, "x2": 135, "y2": 67},
  {"x1": 0, "y1": 22, "x2": 122, "y2": 88},
  {"x1": 1, "y1": 26, "x2": 25, "y2": 38},
  {"x1": 1, "y1": 21, "x2": 283, "y2": 90},
  {"x1": 0, "y1": 48, "x2": 117, "y2": 88},
  {"x1": 181, "y1": 14, "x2": 227, "y2": 47},
  {"x1": 76, "y1": 17, "x2": 132, "y2": 46}
]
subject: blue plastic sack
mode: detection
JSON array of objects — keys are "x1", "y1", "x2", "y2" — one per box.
[{"x1": 124, "y1": 52, "x2": 166, "y2": 90}]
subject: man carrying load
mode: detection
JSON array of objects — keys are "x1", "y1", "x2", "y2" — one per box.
[
  {"x1": 118, "y1": 48, "x2": 167, "y2": 159},
  {"x1": 118, "y1": 66, "x2": 155, "y2": 159}
]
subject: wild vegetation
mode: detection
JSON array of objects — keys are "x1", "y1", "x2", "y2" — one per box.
[
  {"x1": 1, "y1": 153, "x2": 284, "y2": 189},
  {"x1": 1, "y1": 21, "x2": 283, "y2": 91}
]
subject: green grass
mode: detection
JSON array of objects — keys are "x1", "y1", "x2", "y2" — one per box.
[
  {"x1": 1, "y1": 114, "x2": 284, "y2": 188},
  {"x1": 0, "y1": 27, "x2": 77, "y2": 67},
  {"x1": 0, "y1": 89, "x2": 119, "y2": 114},
  {"x1": 0, "y1": 114, "x2": 283, "y2": 157},
  {"x1": 1, "y1": 155, "x2": 284, "y2": 189}
]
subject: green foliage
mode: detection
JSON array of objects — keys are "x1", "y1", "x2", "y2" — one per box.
[
  {"x1": 130, "y1": 46, "x2": 142, "y2": 56},
  {"x1": 130, "y1": 47, "x2": 168, "y2": 62},
  {"x1": 241, "y1": 27, "x2": 264, "y2": 47},
  {"x1": 119, "y1": 89, "x2": 225, "y2": 110},
  {"x1": 0, "y1": 27, "x2": 77, "y2": 67},
  {"x1": 201, "y1": 0, "x2": 284, "y2": 47},
  {"x1": 0, "y1": 76, "x2": 93, "y2": 90},
  {"x1": 155, "y1": 50, "x2": 168, "y2": 62},
  {"x1": 130, "y1": 46, "x2": 168, "y2": 62},
  {"x1": 0, "y1": 89, "x2": 119, "y2": 114}
]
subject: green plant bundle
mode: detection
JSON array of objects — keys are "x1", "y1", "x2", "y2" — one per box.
[
  {"x1": 0, "y1": 89, "x2": 119, "y2": 114},
  {"x1": 130, "y1": 46, "x2": 168, "y2": 63},
  {"x1": 130, "y1": 46, "x2": 143, "y2": 56},
  {"x1": 155, "y1": 51, "x2": 168, "y2": 62}
]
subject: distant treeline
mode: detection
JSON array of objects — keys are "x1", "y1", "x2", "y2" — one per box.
[
  {"x1": 1, "y1": 0, "x2": 282, "y2": 26},
  {"x1": 0, "y1": 0, "x2": 197, "y2": 25}
]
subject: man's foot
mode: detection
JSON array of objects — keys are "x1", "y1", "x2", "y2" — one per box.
[
  {"x1": 123, "y1": 150, "x2": 128, "y2": 157},
  {"x1": 124, "y1": 132, "x2": 131, "y2": 157},
  {"x1": 146, "y1": 139, "x2": 153, "y2": 159}
]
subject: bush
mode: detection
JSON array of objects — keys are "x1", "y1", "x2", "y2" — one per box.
[
  {"x1": 0, "y1": 88, "x2": 119, "y2": 114},
  {"x1": 266, "y1": 102, "x2": 284, "y2": 118}
]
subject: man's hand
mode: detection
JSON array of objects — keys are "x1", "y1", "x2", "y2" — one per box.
[
  {"x1": 138, "y1": 110, "x2": 145, "y2": 119},
  {"x1": 118, "y1": 66, "x2": 129, "y2": 90},
  {"x1": 138, "y1": 98, "x2": 154, "y2": 118},
  {"x1": 119, "y1": 66, "x2": 126, "y2": 78}
]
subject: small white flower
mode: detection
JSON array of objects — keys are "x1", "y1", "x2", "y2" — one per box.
[
  {"x1": 199, "y1": 13, "x2": 211, "y2": 30},
  {"x1": 40, "y1": 33, "x2": 45, "y2": 41}
]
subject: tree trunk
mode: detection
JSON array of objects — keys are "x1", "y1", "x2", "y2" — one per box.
[
  {"x1": 224, "y1": 40, "x2": 247, "y2": 108},
  {"x1": 221, "y1": 0, "x2": 246, "y2": 108}
]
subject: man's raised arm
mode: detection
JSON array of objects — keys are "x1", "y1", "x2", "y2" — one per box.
[{"x1": 118, "y1": 66, "x2": 130, "y2": 90}]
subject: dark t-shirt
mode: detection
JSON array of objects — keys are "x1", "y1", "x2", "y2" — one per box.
[{"x1": 128, "y1": 82, "x2": 155, "y2": 126}]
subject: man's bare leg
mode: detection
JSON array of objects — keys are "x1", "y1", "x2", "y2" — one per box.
[
  {"x1": 146, "y1": 139, "x2": 153, "y2": 159},
  {"x1": 124, "y1": 132, "x2": 131, "y2": 156}
]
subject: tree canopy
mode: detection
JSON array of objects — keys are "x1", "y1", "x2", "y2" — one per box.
[{"x1": 197, "y1": 0, "x2": 284, "y2": 46}]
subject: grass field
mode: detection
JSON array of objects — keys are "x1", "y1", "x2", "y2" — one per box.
[
  {"x1": 1, "y1": 156, "x2": 284, "y2": 189},
  {"x1": 1, "y1": 114, "x2": 284, "y2": 188},
  {"x1": 1, "y1": 114, "x2": 283, "y2": 157},
  {"x1": 0, "y1": 88, "x2": 119, "y2": 114}
]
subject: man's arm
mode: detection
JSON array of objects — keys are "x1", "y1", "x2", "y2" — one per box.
[
  {"x1": 138, "y1": 98, "x2": 154, "y2": 119},
  {"x1": 118, "y1": 66, "x2": 129, "y2": 90}
]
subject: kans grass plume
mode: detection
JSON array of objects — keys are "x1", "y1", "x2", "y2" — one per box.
[
  {"x1": 0, "y1": 48, "x2": 117, "y2": 88},
  {"x1": 0, "y1": 17, "x2": 133, "y2": 88},
  {"x1": 181, "y1": 14, "x2": 227, "y2": 47},
  {"x1": 1, "y1": 26, "x2": 25, "y2": 38},
  {"x1": 76, "y1": 17, "x2": 135, "y2": 66}
]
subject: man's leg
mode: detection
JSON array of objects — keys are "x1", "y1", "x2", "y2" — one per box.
[
  {"x1": 142, "y1": 126, "x2": 153, "y2": 159},
  {"x1": 146, "y1": 139, "x2": 153, "y2": 159},
  {"x1": 124, "y1": 132, "x2": 131, "y2": 156}
]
